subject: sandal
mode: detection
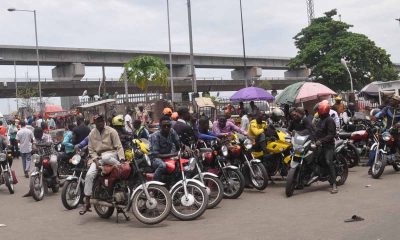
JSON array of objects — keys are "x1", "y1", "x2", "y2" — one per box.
[{"x1": 344, "y1": 215, "x2": 364, "y2": 222}]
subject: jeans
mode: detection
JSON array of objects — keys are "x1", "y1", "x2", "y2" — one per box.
[
  {"x1": 21, "y1": 152, "x2": 32, "y2": 172},
  {"x1": 151, "y1": 158, "x2": 167, "y2": 182},
  {"x1": 368, "y1": 150, "x2": 376, "y2": 167},
  {"x1": 83, "y1": 154, "x2": 120, "y2": 196},
  {"x1": 319, "y1": 145, "x2": 336, "y2": 185},
  {"x1": 253, "y1": 133, "x2": 267, "y2": 153}
]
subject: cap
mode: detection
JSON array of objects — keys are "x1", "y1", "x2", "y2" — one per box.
[
  {"x1": 93, "y1": 114, "x2": 104, "y2": 121},
  {"x1": 335, "y1": 96, "x2": 342, "y2": 101}
]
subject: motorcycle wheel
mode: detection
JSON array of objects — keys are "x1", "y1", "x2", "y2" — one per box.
[
  {"x1": 371, "y1": 153, "x2": 386, "y2": 179},
  {"x1": 170, "y1": 181, "x2": 209, "y2": 221},
  {"x1": 335, "y1": 153, "x2": 349, "y2": 186},
  {"x1": 30, "y1": 175, "x2": 44, "y2": 201},
  {"x1": 392, "y1": 161, "x2": 400, "y2": 171},
  {"x1": 346, "y1": 143, "x2": 360, "y2": 168},
  {"x1": 131, "y1": 185, "x2": 172, "y2": 225},
  {"x1": 249, "y1": 162, "x2": 269, "y2": 190},
  {"x1": 61, "y1": 180, "x2": 82, "y2": 210},
  {"x1": 3, "y1": 172, "x2": 14, "y2": 194},
  {"x1": 220, "y1": 168, "x2": 245, "y2": 199},
  {"x1": 93, "y1": 184, "x2": 115, "y2": 219},
  {"x1": 202, "y1": 175, "x2": 224, "y2": 209},
  {"x1": 285, "y1": 167, "x2": 298, "y2": 198}
]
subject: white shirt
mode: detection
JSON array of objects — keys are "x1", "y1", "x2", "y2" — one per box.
[
  {"x1": 329, "y1": 109, "x2": 340, "y2": 129},
  {"x1": 241, "y1": 115, "x2": 250, "y2": 132},
  {"x1": 124, "y1": 114, "x2": 133, "y2": 133},
  {"x1": 16, "y1": 127, "x2": 34, "y2": 154},
  {"x1": 36, "y1": 118, "x2": 43, "y2": 127}
]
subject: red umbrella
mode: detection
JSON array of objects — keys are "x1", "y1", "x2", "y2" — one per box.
[{"x1": 45, "y1": 105, "x2": 63, "y2": 113}]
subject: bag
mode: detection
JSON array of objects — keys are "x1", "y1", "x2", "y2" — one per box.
[{"x1": 11, "y1": 170, "x2": 18, "y2": 184}]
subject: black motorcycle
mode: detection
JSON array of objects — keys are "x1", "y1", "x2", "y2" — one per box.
[
  {"x1": 285, "y1": 132, "x2": 349, "y2": 197},
  {"x1": 0, "y1": 149, "x2": 16, "y2": 194}
]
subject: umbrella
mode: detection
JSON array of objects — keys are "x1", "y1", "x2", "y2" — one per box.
[
  {"x1": 230, "y1": 87, "x2": 275, "y2": 102},
  {"x1": 359, "y1": 82, "x2": 380, "y2": 97},
  {"x1": 45, "y1": 105, "x2": 63, "y2": 113},
  {"x1": 275, "y1": 82, "x2": 336, "y2": 105}
]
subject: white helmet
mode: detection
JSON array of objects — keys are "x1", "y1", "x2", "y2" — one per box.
[{"x1": 271, "y1": 108, "x2": 285, "y2": 122}]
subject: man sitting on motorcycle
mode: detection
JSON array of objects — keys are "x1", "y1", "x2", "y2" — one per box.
[
  {"x1": 81, "y1": 114, "x2": 125, "y2": 214},
  {"x1": 314, "y1": 100, "x2": 338, "y2": 194},
  {"x1": 197, "y1": 116, "x2": 218, "y2": 141},
  {"x1": 34, "y1": 127, "x2": 58, "y2": 182},
  {"x1": 288, "y1": 107, "x2": 314, "y2": 136},
  {"x1": 248, "y1": 112, "x2": 268, "y2": 154},
  {"x1": 149, "y1": 115, "x2": 180, "y2": 182},
  {"x1": 212, "y1": 116, "x2": 247, "y2": 138},
  {"x1": 173, "y1": 107, "x2": 196, "y2": 146}
]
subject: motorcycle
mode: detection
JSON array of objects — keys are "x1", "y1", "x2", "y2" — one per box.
[
  {"x1": 252, "y1": 125, "x2": 292, "y2": 179},
  {"x1": 229, "y1": 134, "x2": 269, "y2": 191},
  {"x1": 0, "y1": 149, "x2": 16, "y2": 194},
  {"x1": 61, "y1": 148, "x2": 88, "y2": 210},
  {"x1": 87, "y1": 140, "x2": 172, "y2": 225},
  {"x1": 146, "y1": 148, "x2": 209, "y2": 221},
  {"x1": 30, "y1": 143, "x2": 60, "y2": 201},
  {"x1": 370, "y1": 127, "x2": 400, "y2": 179},
  {"x1": 285, "y1": 132, "x2": 349, "y2": 197},
  {"x1": 204, "y1": 138, "x2": 245, "y2": 199},
  {"x1": 186, "y1": 143, "x2": 224, "y2": 209}
]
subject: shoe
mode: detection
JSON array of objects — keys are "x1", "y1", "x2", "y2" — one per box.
[
  {"x1": 368, "y1": 168, "x2": 372, "y2": 175},
  {"x1": 330, "y1": 184, "x2": 338, "y2": 194},
  {"x1": 79, "y1": 196, "x2": 92, "y2": 215},
  {"x1": 344, "y1": 215, "x2": 364, "y2": 222},
  {"x1": 22, "y1": 192, "x2": 32, "y2": 197},
  {"x1": 24, "y1": 171, "x2": 29, "y2": 178}
]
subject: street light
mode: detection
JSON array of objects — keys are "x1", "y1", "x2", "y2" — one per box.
[
  {"x1": 8, "y1": 7, "x2": 43, "y2": 115},
  {"x1": 166, "y1": 0, "x2": 175, "y2": 104},
  {"x1": 239, "y1": 0, "x2": 248, "y2": 87},
  {"x1": 186, "y1": 0, "x2": 197, "y2": 94},
  {"x1": 340, "y1": 58, "x2": 354, "y2": 92}
]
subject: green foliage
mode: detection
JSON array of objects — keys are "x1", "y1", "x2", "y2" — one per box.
[
  {"x1": 258, "y1": 80, "x2": 272, "y2": 90},
  {"x1": 17, "y1": 86, "x2": 39, "y2": 99},
  {"x1": 289, "y1": 9, "x2": 398, "y2": 91},
  {"x1": 121, "y1": 56, "x2": 169, "y2": 92}
]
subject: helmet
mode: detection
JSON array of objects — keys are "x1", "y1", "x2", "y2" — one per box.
[
  {"x1": 271, "y1": 108, "x2": 284, "y2": 122},
  {"x1": 335, "y1": 96, "x2": 342, "y2": 101},
  {"x1": 318, "y1": 100, "x2": 330, "y2": 115},
  {"x1": 171, "y1": 112, "x2": 178, "y2": 121},
  {"x1": 347, "y1": 102, "x2": 356, "y2": 110},
  {"x1": 112, "y1": 115, "x2": 124, "y2": 127},
  {"x1": 370, "y1": 108, "x2": 380, "y2": 117},
  {"x1": 163, "y1": 107, "x2": 173, "y2": 115}
]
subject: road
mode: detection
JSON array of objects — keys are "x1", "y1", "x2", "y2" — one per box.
[{"x1": 1, "y1": 159, "x2": 399, "y2": 240}]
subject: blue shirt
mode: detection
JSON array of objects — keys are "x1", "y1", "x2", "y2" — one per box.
[{"x1": 63, "y1": 130, "x2": 74, "y2": 153}]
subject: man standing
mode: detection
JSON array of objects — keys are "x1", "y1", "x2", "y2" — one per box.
[
  {"x1": 8, "y1": 120, "x2": 19, "y2": 158},
  {"x1": 81, "y1": 114, "x2": 124, "y2": 214},
  {"x1": 124, "y1": 108, "x2": 134, "y2": 134},
  {"x1": 135, "y1": 104, "x2": 149, "y2": 125},
  {"x1": 16, "y1": 121, "x2": 34, "y2": 178}
]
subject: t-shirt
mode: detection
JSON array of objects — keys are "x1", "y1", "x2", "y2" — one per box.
[
  {"x1": 16, "y1": 127, "x2": 34, "y2": 153},
  {"x1": 124, "y1": 114, "x2": 133, "y2": 133},
  {"x1": 0, "y1": 126, "x2": 7, "y2": 137}
]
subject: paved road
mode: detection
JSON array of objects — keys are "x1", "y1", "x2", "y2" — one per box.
[{"x1": 1, "y1": 159, "x2": 400, "y2": 240}]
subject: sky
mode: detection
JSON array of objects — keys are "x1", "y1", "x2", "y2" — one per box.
[{"x1": 0, "y1": 0, "x2": 399, "y2": 114}]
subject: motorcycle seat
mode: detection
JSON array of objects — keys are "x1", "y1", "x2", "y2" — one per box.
[
  {"x1": 335, "y1": 140, "x2": 344, "y2": 149},
  {"x1": 338, "y1": 132, "x2": 352, "y2": 139}
]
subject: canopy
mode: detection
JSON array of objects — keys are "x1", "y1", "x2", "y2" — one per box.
[
  {"x1": 45, "y1": 105, "x2": 63, "y2": 113},
  {"x1": 195, "y1": 97, "x2": 215, "y2": 108},
  {"x1": 230, "y1": 87, "x2": 275, "y2": 102},
  {"x1": 78, "y1": 99, "x2": 116, "y2": 109},
  {"x1": 275, "y1": 82, "x2": 336, "y2": 105},
  {"x1": 359, "y1": 82, "x2": 382, "y2": 97}
]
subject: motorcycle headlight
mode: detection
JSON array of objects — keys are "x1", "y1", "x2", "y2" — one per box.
[
  {"x1": 382, "y1": 132, "x2": 392, "y2": 142},
  {"x1": 184, "y1": 157, "x2": 197, "y2": 171},
  {"x1": 244, "y1": 139, "x2": 253, "y2": 150},
  {"x1": 294, "y1": 145, "x2": 304, "y2": 153},
  {"x1": 221, "y1": 145, "x2": 228, "y2": 157},
  {"x1": 32, "y1": 154, "x2": 40, "y2": 163},
  {"x1": 70, "y1": 154, "x2": 81, "y2": 165},
  {"x1": 285, "y1": 137, "x2": 291, "y2": 143},
  {"x1": 0, "y1": 153, "x2": 6, "y2": 162}
]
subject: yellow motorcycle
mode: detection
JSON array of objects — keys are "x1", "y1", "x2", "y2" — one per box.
[{"x1": 252, "y1": 125, "x2": 292, "y2": 178}]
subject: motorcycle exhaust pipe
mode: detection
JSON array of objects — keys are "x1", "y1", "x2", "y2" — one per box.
[{"x1": 89, "y1": 199, "x2": 125, "y2": 209}]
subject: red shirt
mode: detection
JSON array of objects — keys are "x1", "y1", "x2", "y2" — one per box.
[{"x1": 0, "y1": 126, "x2": 7, "y2": 137}]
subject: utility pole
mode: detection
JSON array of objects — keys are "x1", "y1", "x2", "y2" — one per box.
[
  {"x1": 396, "y1": 18, "x2": 400, "y2": 25},
  {"x1": 187, "y1": 0, "x2": 197, "y2": 94},
  {"x1": 306, "y1": 0, "x2": 315, "y2": 25}
]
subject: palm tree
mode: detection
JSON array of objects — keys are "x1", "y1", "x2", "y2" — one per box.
[{"x1": 122, "y1": 56, "x2": 169, "y2": 102}]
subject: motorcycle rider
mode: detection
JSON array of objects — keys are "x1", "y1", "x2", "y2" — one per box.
[
  {"x1": 332, "y1": 96, "x2": 345, "y2": 115},
  {"x1": 197, "y1": 116, "x2": 218, "y2": 141},
  {"x1": 33, "y1": 127, "x2": 58, "y2": 182},
  {"x1": 149, "y1": 115, "x2": 180, "y2": 182},
  {"x1": 81, "y1": 114, "x2": 125, "y2": 214},
  {"x1": 288, "y1": 107, "x2": 314, "y2": 136},
  {"x1": 212, "y1": 116, "x2": 247, "y2": 138},
  {"x1": 248, "y1": 112, "x2": 268, "y2": 154},
  {"x1": 133, "y1": 119, "x2": 149, "y2": 140},
  {"x1": 342, "y1": 102, "x2": 357, "y2": 125},
  {"x1": 173, "y1": 107, "x2": 196, "y2": 146},
  {"x1": 314, "y1": 100, "x2": 338, "y2": 194}
]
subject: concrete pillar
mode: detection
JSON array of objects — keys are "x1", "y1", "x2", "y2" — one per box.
[
  {"x1": 60, "y1": 96, "x2": 80, "y2": 110},
  {"x1": 231, "y1": 67, "x2": 262, "y2": 80},
  {"x1": 284, "y1": 68, "x2": 310, "y2": 78},
  {"x1": 52, "y1": 63, "x2": 85, "y2": 81},
  {"x1": 169, "y1": 65, "x2": 193, "y2": 79}
]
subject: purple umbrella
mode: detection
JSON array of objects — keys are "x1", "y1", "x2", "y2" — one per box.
[{"x1": 230, "y1": 87, "x2": 275, "y2": 102}]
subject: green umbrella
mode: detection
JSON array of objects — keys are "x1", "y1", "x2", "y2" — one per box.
[{"x1": 275, "y1": 82, "x2": 304, "y2": 105}]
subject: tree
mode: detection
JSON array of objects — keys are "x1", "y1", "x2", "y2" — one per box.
[
  {"x1": 289, "y1": 9, "x2": 398, "y2": 91},
  {"x1": 121, "y1": 56, "x2": 169, "y2": 100}
]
